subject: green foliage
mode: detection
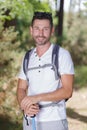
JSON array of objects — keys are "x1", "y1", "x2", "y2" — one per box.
[
  {"x1": 0, "y1": 2, "x2": 21, "y2": 84},
  {"x1": 0, "y1": 26, "x2": 20, "y2": 64},
  {"x1": 75, "y1": 66, "x2": 87, "y2": 89},
  {"x1": 0, "y1": 87, "x2": 22, "y2": 130},
  {"x1": 0, "y1": 24, "x2": 21, "y2": 87},
  {"x1": 63, "y1": 12, "x2": 87, "y2": 65},
  {"x1": 0, "y1": 0, "x2": 33, "y2": 22},
  {"x1": 0, "y1": 0, "x2": 52, "y2": 23},
  {"x1": 0, "y1": 0, "x2": 52, "y2": 80},
  {"x1": 17, "y1": 0, "x2": 52, "y2": 49},
  {"x1": 83, "y1": 1, "x2": 87, "y2": 12}
]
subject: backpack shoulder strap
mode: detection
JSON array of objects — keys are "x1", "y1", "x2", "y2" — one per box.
[
  {"x1": 52, "y1": 44, "x2": 60, "y2": 79},
  {"x1": 52, "y1": 44, "x2": 68, "y2": 102},
  {"x1": 23, "y1": 48, "x2": 33, "y2": 75}
]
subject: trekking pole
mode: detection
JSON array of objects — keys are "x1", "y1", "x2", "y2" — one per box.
[
  {"x1": 24, "y1": 114, "x2": 36, "y2": 130},
  {"x1": 31, "y1": 115, "x2": 36, "y2": 130}
]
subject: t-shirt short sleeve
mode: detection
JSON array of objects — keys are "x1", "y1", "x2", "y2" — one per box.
[{"x1": 59, "y1": 48, "x2": 74, "y2": 75}]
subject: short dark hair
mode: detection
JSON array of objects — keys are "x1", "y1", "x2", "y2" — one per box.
[{"x1": 31, "y1": 12, "x2": 53, "y2": 28}]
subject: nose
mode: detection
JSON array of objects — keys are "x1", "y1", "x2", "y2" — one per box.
[{"x1": 39, "y1": 29, "x2": 44, "y2": 36}]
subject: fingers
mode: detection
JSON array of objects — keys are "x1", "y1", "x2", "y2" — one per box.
[
  {"x1": 20, "y1": 96, "x2": 30, "y2": 110},
  {"x1": 20, "y1": 96, "x2": 38, "y2": 110},
  {"x1": 24, "y1": 104, "x2": 40, "y2": 117},
  {"x1": 20, "y1": 96, "x2": 40, "y2": 117}
]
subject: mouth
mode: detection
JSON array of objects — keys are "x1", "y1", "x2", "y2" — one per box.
[{"x1": 37, "y1": 37, "x2": 45, "y2": 41}]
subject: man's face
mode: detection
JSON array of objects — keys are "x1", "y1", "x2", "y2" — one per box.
[{"x1": 30, "y1": 19, "x2": 53, "y2": 46}]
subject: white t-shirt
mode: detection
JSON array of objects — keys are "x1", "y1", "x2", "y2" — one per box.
[{"x1": 18, "y1": 44, "x2": 74, "y2": 122}]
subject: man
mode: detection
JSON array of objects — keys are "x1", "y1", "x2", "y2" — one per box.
[{"x1": 17, "y1": 12, "x2": 74, "y2": 130}]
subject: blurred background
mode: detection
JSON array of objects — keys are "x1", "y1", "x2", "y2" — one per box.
[{"x1": 0, "y1": 0, "x2": 87, "y2": 130}]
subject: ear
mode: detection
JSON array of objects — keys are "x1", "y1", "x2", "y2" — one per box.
[{"x1": 30, "y1": 26, "x2": 33, "y2": 35}]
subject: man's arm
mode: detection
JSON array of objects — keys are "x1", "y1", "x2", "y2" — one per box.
[
  {"x1": 17, "y1": 79, "x2": 40, "y2": 116},
  {"x1": 39, "y1": 74, "x2": 74, "y2": 102},
  {"x1": 17, "y1": 79, "x2": 28, "y2": 108},
  {"x1": 21, "y1": 74, "x2": 74, "y2": 106}
]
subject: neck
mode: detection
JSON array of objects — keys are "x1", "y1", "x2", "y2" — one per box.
[{"x1": 36, "y1": 43, "x2": 51, "y2": 57}]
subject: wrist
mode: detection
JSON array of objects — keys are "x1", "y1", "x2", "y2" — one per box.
[
  {"x1": 20, "y1": 96, "x2": 26, "y2": 110},
  {"x1": 34, "y1": 95, "x2": 41, "y2": 103},
  {"x1": 35, "y1": 93, "x2": 44, "y2": 103}
]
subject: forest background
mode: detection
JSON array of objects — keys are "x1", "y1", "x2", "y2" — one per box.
[{"x1": 0, "y1": 0, "x2": 87, "y2": 130}]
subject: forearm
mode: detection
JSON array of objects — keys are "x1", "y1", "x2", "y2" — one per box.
[
  {"x1": 17, "y1": 79, "x2": 28, "y2": 107},
  {"x1": 35, "y1": 86, "x2": 73, "y2": 103},
  {"x1": 17, "y1": 75, "x2": 74, "y2": 107},
  {"x1": 34, "y1": 75, "x2": 74, "y2": 103},
  {"x1": 17, "y1": 87, "x2": 26, "y2": 107}
]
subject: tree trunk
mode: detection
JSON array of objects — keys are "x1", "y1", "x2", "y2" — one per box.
[
  {"x1": 58, "y1": 0, "x2": 64, "y2": 36},
  {"x1": 68, "y1": 0, "x2": 73, "y2": 29}
]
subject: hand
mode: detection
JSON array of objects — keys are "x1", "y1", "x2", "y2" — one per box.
[
  {"x1": 24, "y1": 104, "x2": 40, "y2": 117},
  {"x1": 20, "y1": 96, "x2": 39, "y2": 111}
]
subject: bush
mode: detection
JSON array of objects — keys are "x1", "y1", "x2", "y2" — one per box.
[{"x1": 74, "y1": 66, "x2": 87, "y2": 89}]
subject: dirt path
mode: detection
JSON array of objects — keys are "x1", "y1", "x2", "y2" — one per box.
[{"x1": 66, "y1": 89, "x2": 87, "y2": 130}]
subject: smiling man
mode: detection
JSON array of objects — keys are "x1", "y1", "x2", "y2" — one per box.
[{"x1": 17, "y1": 12, "x2": 74, "y2": 130}]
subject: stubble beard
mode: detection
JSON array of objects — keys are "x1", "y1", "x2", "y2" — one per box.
[{"x1": 33, "y1": 36, "x2": 50, "y2": 46}]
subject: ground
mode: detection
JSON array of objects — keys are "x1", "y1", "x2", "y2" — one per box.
[{"x1": 66, "y1": 89, "x2": 87, "y2": 130}]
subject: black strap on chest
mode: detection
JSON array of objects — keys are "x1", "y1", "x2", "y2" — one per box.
[
  {"x1": 23, "y1": 44, "x2": 60, "y2": 78},
  {"x1": 23, "y1": 49, "x2": 33, "y2": 75},
  {"x1": 52, "y1": 44, "x2": 60, "y2": 78},
  {"x1": 23, "y1": 44, "x2": 68, "y2": 102}
]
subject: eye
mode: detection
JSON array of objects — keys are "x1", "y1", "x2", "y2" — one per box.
[
  {"x1": 44, "y1": 28, "x2": 49, "y2": 31},
  {"x1": 33, "y1": 27, "x2": 39, "y2": 31}
]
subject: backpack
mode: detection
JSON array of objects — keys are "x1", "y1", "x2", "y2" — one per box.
[
  {"x1": 23, "y1": 44, "x2": 68, "y2": 102},
  {"x1": 23, "y1": 44, "x2": 60, "y2": 80}
]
